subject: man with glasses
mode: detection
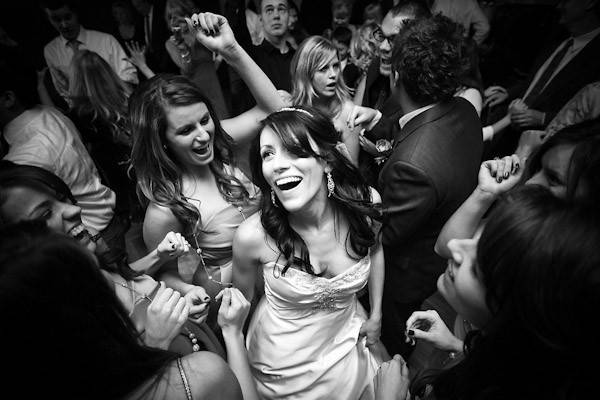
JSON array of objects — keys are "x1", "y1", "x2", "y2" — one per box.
[{"x1": 362, "y1": 1, "x2": 431, "y2": 113}]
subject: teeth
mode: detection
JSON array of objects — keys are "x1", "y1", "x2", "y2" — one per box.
[
  {"x1": 276, "y1": 176, "x2": 302, "y2": 186},
  {"x1": 69, "y1": 224, "x2": 84, "y2": 237}
]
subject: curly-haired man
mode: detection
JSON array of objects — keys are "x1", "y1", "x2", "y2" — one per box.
[{"x1": 376, "y1": 15, "x2": 483, "y2": 357}]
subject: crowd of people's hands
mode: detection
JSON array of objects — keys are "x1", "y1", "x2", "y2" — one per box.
[{"x1": 484, "y1": 85, "x2": 546, "y2": 129}]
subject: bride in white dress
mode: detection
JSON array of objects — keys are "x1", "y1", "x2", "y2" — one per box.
[{"x1": 233, "y1": 106, "x2": 388, "y2": 399}]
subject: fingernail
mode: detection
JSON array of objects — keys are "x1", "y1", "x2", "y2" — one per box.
[
  {"x1": 171, "y1": 244, "x2": 176, "y2": 249},
  {"x1": 203, "y1": 296, "x2": 210, "y2": 302},
  {"x1": 515, "y1": 163, "x2": 520, "y2": 172},
  {"x1": 408, "y1": 329, "x2": 414, "y2": 336},
  {"x1": 497, "y1": 177, "x2": 502, "y2": 183},
  {"x1": 504, "y1": 172, "x2": 509, "y2": 179}
]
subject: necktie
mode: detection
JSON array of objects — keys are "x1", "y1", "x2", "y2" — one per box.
[
  {"x1": 144, "y1": 15, "x2": 151, "y2": 48},
  {"x1": 524, "y1": 38, "x2": 574, "y2": 105},
  {"x1": 67, "y1": 39, "x2": 81, "y2": 53}
]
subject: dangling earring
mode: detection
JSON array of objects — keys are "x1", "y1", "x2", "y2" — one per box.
[
  {"x1": 327, "y1": 172, "x2": 335, "y2": 198},
  {"x1": 271, "y1": 189, "x2": 279, "y2": 207},
  {"x1": 163, "y1": 144, "x2": 168, "y2": 151}
]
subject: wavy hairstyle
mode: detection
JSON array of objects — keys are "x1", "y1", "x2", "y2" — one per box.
[
  {"x1": 0, "y1": 161, "x2": 139, "y2": 279},
  {"x1": 391, "y1": 14, "x2": 469, "y2": 105},
  {"x1": 249, "y1": 106, "x2": 380, "y2": 275},
  {"x1": 521, "y1": 119, "x2": 600, "y2": 204},
  {"x1": 290, "y1": 36, "x2": 351, "y2": 116},
  {"x1": 350, "y1": 21, "x2": 380, "y2": 63},
  {"x1": 431, "y1": 186, "x2": 600, "y2": 399},
  {"x1": 0, "y1": 222, "x2": 177, "y2": 398},
  {"x1": 69, "y1": 50, "x2": 131, "y2": 146},
  {"x1": 129, "y1": 74, "x2": 249, "y2": 238}
]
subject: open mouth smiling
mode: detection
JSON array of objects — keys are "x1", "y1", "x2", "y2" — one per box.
[
  {"x1": 275, "y1": 176, "x2": 302, "y2": 191},
  {"x1": 68, "y1": 223, "x2": 92, "y2": 243}
]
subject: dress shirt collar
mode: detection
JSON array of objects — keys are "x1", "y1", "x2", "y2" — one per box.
[
  {"x1": 398, "y1": 103, "x2": 437, "y2": 129},
  {"x1": 571, "y1": 26, "x2": 600, "y2": 53},
  {"x1": 60, "y1": 26, "x2": 87, "y2": 47}
]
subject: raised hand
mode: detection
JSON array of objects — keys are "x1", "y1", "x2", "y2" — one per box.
[
  {"x1": 185, "y1": 12, "x2": 237, "y2": 56},
  {"x1": 125, "y1": 41, "x2": 147, "y2": 67},
  {"x1": 157, "y1": 231, "x2": 191, "y2": 261},
  {"x1": 405, "y1": 310, "x2": 463, "y2": 352},
  {"x1": 144, "y1": 282, "x2": 189, "y2": 349},
  {"x1": 374, "y1": 355, "x2": 410, "y2": 400},
  {"x1": 477, "y1": 155, "x2": 523, "y2": 197},
  {"x1": 216, "y1": 287, "x2": 251, "y2": 336},
  {"x1": 184, "y1": 285, "x2": 211, "y2": 324}
]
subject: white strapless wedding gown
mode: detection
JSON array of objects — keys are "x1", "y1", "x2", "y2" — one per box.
[{"x1": 246, "y1": 256, "x2": 383, "y2": 399}]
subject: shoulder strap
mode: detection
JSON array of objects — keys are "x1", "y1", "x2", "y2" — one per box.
[{"x1": 177, "y1": 358, "x2": 193, "y2": 400}]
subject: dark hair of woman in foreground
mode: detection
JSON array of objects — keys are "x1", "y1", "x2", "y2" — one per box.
[
  {"x1": 0, "y1": 222, "x2": 176, "y2": 399},
  {"x1": 431, "y1": 186, "x2": 599, "y2": 399}
]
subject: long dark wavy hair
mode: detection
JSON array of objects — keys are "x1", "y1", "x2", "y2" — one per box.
[
  {"x1": 429, "y1": 186, "x2": 599, "y2": 399},
  {"x1": 249, "y1": 106, "x2": 381, "y2": 275},
  {"x1": 0, "y1": 222, "x2": 178, "y2": 399},
  {"x1": 0, "y1": 161, "x2": 139, "y2": 279},
  {"x1": 129, "y1": 74, "x2": 249, "y2": 238}
]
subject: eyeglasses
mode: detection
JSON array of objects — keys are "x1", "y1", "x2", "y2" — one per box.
[{"x1": 372, "y1": 27, "x2": 397, "y2": 45}]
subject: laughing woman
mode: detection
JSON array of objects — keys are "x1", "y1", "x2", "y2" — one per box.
[
  {"x1": 129, "y1": 12, "x2": 283, "y2": 304},
  {"x1": 233, "y1": 106, "x2": 387, "y2": 399}
]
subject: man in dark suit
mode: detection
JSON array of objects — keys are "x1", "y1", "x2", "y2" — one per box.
[
  {"x1": 131, "y1": 0, "x2": 178, "y2": 74},
  {"x1": 376, "y1": 15, "x2": 483, "y2": 357},
  {"x1": 484, "y1": 0, "x2": 600, "y2": 156}
]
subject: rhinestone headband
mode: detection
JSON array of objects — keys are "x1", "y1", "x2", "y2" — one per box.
[{"x1": 278, "y1": 107, "x2": 314, "y2": 117}]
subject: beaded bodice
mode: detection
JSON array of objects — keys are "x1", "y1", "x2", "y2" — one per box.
[{"x1": 263, "y1": 256, "x2": 370, "y2": 315}]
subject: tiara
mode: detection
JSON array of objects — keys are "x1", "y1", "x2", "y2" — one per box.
[{"x1": 278, "y1": 107, "x2": 314, "y2": 117}]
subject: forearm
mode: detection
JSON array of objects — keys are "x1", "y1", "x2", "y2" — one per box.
[
  {"x1": 368, "y1": 245, "x2": 384, "y2": 319},
  {"x1": 159, "y1": 268, "x2": 195, "y2": 294},
  {"x1": 129, "y1": 248, "x2": 166, "y2": 275},
  {"x1": 434, "y1": 188, "x2": 496, "y2": 258},
  {"x1": 222, "y1": 330, "x2": 259, "y2": 400},
  {"x1": 222, "y1": 43, "x2": 283, "y2": 113},
  {"x1": 137, "y1": 63, "x2": 155, "y2": 79}
]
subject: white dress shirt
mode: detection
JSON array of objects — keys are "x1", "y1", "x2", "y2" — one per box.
[
  {"x1": 44, "y1": 26, "x2": 138, "y2": 100},
  {"x1": 3, "y1": 106, "x2": 116, "y2": 232}
]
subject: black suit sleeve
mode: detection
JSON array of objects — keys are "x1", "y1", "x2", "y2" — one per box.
[{"x1": 381, "y1": 160, "x2": 437, "y2": 249}]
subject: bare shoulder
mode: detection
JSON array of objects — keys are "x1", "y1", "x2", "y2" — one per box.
[
  {"x1": 181, "y1": 352, "x2": 243, "y2": 400},
  {"x1": 233, "y1": 212, "x2": 265, "y2": 249},
  {"x1": 143, "y1": 202, "x2": 182, "y2": 249}
]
